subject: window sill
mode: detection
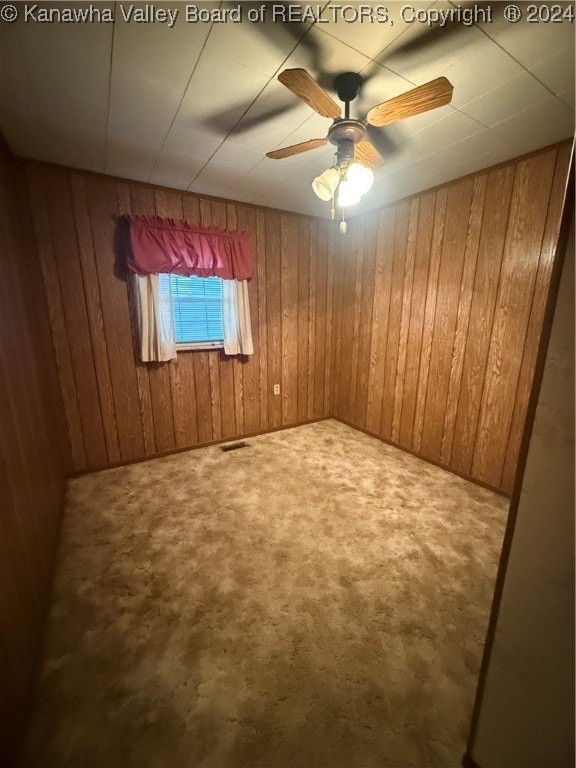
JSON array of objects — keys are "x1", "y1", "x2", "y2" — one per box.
[{"x1": 176, "y1": 341, "x2": 224, "y2": 352}]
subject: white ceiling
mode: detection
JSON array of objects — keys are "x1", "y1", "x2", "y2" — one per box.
[{"x1": 1, "y1": 1, "x2": 574, "y2": 216}]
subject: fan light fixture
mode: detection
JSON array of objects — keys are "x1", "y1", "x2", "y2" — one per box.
[
  {"x1": 312, "y1": 161, "x2": 375, "y2": 231},
  {"x1": 312, "y1": 161, "x2": 374, "y2": 206},
  {"x1": 312, "y1": 167, "x2": 340, "y2": 201},
  {"x1": 267, "y1": 69, "x2": 454, "y2": 234}
]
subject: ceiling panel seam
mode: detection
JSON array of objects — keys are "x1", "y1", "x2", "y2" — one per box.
[
  {"x1": 145, "y1": 6, "x2": 220, "y2": 183},
  {"x1": 103, "y1": 15, "x2": 117, "y2": 173}
]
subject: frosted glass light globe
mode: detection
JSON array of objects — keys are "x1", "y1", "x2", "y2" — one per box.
[
  {"x1": 337, "y1": 180, "x2": 361, "y2": 207},
  {"x1": 346, "y1": 163, "x2": 374, "y2": 196},
  {"x1": 312, "y1": 168, "x2": 340, "y2": 201}
]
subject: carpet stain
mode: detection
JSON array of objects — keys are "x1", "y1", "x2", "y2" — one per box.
[{"x1": 23, "y1": 420, "x2": 508, "y2": 768}]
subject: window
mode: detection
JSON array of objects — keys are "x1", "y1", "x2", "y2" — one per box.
[{"x1": 160, "y1": 274, "x2": 224, "y2": 350}]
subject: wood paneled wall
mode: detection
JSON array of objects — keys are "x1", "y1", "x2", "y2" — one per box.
[
  {"x1": 19, "y1": 142, "x2": 571, "y2": 495},
  {"x1": 23, "y1": 163, "x2": 334, "y2": 473},
  {"x1": 332, "y1": 142, "x2": 572, "y2": 493},
  {"x1": 0, "y1": 145, "x2": 71, "y2": 765}
]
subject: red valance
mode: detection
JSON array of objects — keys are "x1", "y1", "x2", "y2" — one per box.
[{"x1": 124, "y1": 215, "x2": 253, "y2": 280}]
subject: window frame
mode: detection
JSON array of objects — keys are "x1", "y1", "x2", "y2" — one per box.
[
  {"x1": 165, "y1": 273, "x2": 225, "y2": 352},
  {"x1": 174, "y1": 339, "x2": 224, "y2": 351}
]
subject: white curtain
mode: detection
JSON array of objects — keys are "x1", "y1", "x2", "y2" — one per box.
[
  {"x1": 133, "y1": 275, "x2": 253, "y2": 361},
  {"x1": 133, "y1": 274, "x2": 177, "y2": 362},
  {"x1": 222, "y1": 279, "x2": 254, "y2": 355}
]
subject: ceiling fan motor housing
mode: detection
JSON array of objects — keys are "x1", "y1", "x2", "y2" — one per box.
[
  {"x1": 328, "y1": 119, "x2": 366, "y2": 165},
  {"x1": 334, "y1": 72, "x2": 363, "y2": 104}
]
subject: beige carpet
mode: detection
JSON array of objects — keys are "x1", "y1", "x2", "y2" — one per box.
[{"x1": 23, "y1": 419, "x2": 508, "y2": 768}]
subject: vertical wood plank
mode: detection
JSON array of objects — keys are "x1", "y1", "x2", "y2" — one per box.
[
  {"x1": 256, "y1": 208, "x2": 269, "y2": 430},
  {"x1": 71, "y1": 174, "x2": 122, "y2": 462},
  {"x1": 412, "y1": 188, "x2": 447, "y2": 454},
  {"x1": 472, "y1": 150, "x2": 558, "y2": 486},
  {"x1": 0, "y1": 205, "x2": 58, "y2": 587},
  {"x1": 347, "y1": 220, "x2": 365, "y2": 425},
  {"x1": 281, "y1": 214, "x2": 299, "y2": 424},
  {"x1": 399, "y1": 192, "x2": 435, "y2": 448},
  {"x1": 85, "y1": 175, "x2": 145, "y2": 460},
  {"x1": 324, "y1": 221, "x2": 335, "y2": 417},
  {"x1": 307, "y1": 219, "x2": 317, "y2": 421},
  {"x1": 330, "y1": 221, "x2": 345, "y2": 418},
  {"x1": 450, "y1": 165, "x2": 515, "y2": 475},
  {"x1": 208, "y1": 357, "x2": 222, "y2": 439},
  {"x1": 336, "y1": 220, "x2": 357, "y2": 421},
  {"x1": 183, "y1": 196, "x2": 200, "y2": 223},
  {"x1": 0, "y1": 359, "x2": 48, "y2": 605},
  {"x1": 380, "y1": 199, "x2": 410, "y2": 440},
  {"x1": 421, "y1": 180, "x2": 474, "y2": 462},
  {"x1": 14, "y1": 164, "x2": 71, "y2": 475},
  {"x1": 392, "y1": 197, "x2": 419, "y2": 444},
  {"x1": 43, "y1": 168, "x2": 108, "y2": 467},
  {"x1": 25, "y1": 165, "x2": 87, "y2": 470},
  {"x1": 297, "y1": 218, "x2": 310, "y2": 422},
  {"x1": 366, "y1": 208, "x2": 395, "y2": 435},
  {"x1": 193, "y1": 351, "x2": 212, "y2": 443},
  {"x1": 440, "y1": 175, "x2": 487, "y2": 464},
  {"x1": 314, "y1": 219, "x2": 328, "y2": 416},
  {"x1": 354, "y1": 214, "x2": 377, "y2": 429},
  {"x1": 266, "y1": 211, "x2": 282, "y2": 427}
]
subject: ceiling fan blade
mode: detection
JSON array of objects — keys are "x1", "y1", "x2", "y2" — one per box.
[
  {"x1": 202, "y1": 101, "x2": 296, "y2": 136},
  {"x1": 366, "y1": 77, "x2": 453, "y2": 127},
  {"x1": 384, "y1": 2, "x2": 493, "y2": 61},
  {"x1": 266, "y1": 138, "x2": 328, "y2": 160},
  {"x1": 354, "y1": 140, "x2": 384, "y2": 169},
  {"x1": 278, "y1": 68, "x2": 342, "y2": 119},
  {"x1": 366, "y1": 124, "x2": 399, "y2": 157}
]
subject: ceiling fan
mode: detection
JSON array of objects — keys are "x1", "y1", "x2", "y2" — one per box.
[{"x1": 266, "y1": 68, "x2": 454, "y2": 171}]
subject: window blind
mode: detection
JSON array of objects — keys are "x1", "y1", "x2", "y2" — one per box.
[{"x1": 168, "y1": 274, "x2": 223, "y2": 343}]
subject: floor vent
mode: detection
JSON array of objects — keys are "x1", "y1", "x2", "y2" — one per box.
[{"x1": 221, "y1": 441, "x2": 249, "y2": 452}]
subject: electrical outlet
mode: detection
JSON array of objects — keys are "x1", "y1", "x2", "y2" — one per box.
[{"x1": 273, "y1": 384, "x2": 280, "y2": 395}]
